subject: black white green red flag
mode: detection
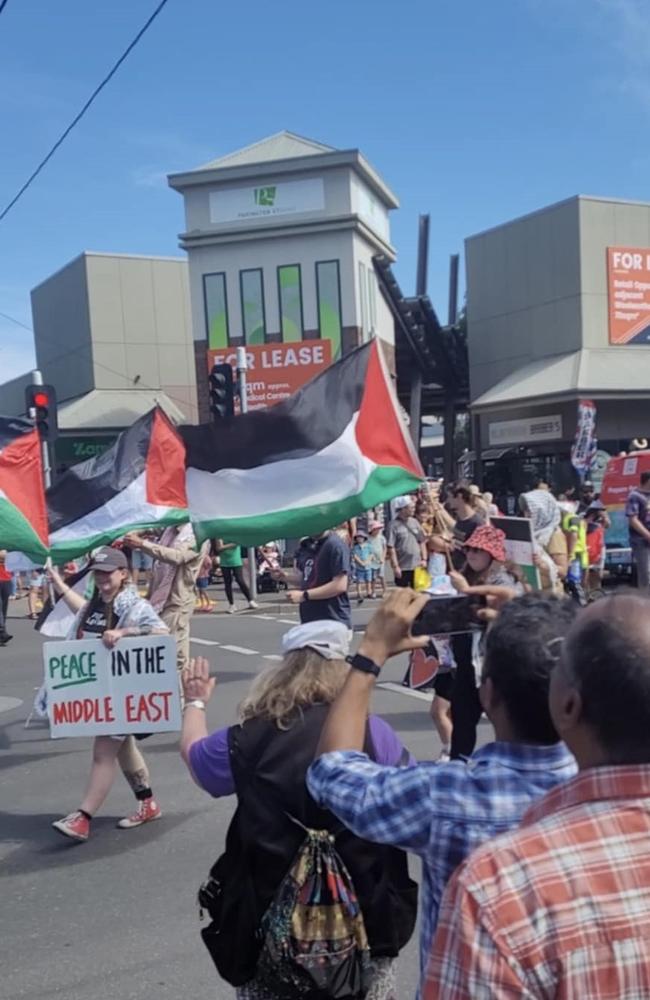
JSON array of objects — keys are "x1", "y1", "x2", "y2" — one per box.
[
  {"x1": 0, "y1": 416, "x2": 49, "y2": 563},
  {"x1": 180, "y1": 339, "x2": 424, "y2": 546},
  {"x1": 47, "y1": 408, "x2": 188, "y2": 562}
]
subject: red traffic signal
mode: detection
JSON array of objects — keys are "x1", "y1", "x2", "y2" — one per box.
[{"x1": 25, "y1": 383, "x2": 58, "y2": 442}]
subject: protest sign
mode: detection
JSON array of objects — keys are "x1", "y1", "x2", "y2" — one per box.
[
  {"x1": 490, "y1": 516, "x2": 541, "y2": 590},
  {"x1": 44, "y1": 636, "x2": 181, "y2": 739}
]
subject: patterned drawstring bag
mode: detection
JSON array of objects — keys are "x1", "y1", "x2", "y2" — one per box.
[{"x1": 255, "y1": 820, "x2": 372, "y2": 999}]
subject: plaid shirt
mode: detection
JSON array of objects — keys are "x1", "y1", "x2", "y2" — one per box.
[
  {"x1": 306, "y1": 742, "x2": 576, "y2": 994},
  {"x1": 423, "y1": 764, "x2": 650, "y2": 1000}
]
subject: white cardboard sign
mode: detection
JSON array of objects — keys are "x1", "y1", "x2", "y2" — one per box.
[{"x1": 44, "y1": 636, "x2": 181, "y2": 739}]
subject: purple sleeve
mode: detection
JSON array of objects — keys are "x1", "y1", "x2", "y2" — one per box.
[
  {"x1": 188, "y1": 726, "x2": 235, "y2": 798},
  {"x1": 368, "y1": 715, "x2": 415, "y2": 766},
  {"x1": 626, "y1": 492, "x2": 641, "y2": 518}
]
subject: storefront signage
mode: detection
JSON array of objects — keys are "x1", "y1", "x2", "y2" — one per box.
[
  {"x1": 607, "y1": 246, "x2": 650, "y2": 344},
  {"x1": 44, "y1": 636, "x2": 181, "y2": 739},
  {"x1": 210, "y1": 178, "x2": 325, "y2": 225},
  {"x1": 488, "y1": 414, "x2": 562, "y2": 446},
  {"x1": 207, "y1": 339, "x2": 332, "y2": 411}
]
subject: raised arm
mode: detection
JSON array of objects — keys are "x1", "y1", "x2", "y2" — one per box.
[{"x1": 47, "y1": 567, "x2": 86, "y2": 612}]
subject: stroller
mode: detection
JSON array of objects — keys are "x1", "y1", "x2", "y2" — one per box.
[{"x1": 257, "y1": 544, "x2": 286, "y2": 593}]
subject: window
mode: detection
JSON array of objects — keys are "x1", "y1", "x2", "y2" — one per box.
[
  {"x1": 316, "y1": 260, "x2": 342, "y2": 359},
  {"x1": 368, "y1": 268, "x2": 377, "y2": 334},
  {"x1": 358, "y1": 262, "x2": 368, "y2": 338},
  {"x1": 203, "y1": 272, "x2": 229, "y2": 348},
  {"x1": 277, "y1": 264, "x2": 303, "y2": 342},
  {"x1": 240, "y1": 269, "x2": 266, "y2": 345}
]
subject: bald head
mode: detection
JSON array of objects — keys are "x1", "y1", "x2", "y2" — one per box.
[{"x1": 563, "y1": 592, "x2": 650, "y2": 764}]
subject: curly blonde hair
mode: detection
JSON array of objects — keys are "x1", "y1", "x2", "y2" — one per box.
[{"x1": 238, "y1": 649, "x2": 349, "y2": 730}]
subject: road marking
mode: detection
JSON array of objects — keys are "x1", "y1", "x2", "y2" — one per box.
[
  {"x1": 263, "y1": 654, "x2": 283, "y2": 661},
  {"x1": 276, "y1": 618, "x2": 299, "y2": 625},
  {"x1": 247, "y1": 614, "x2": 276, "y2": 620},
  {"x1": 377, "y1": 682, "x2": 433, "y2": 703},
  {"x1": 190, "y1": 638, "x2": 220, "y2": 646},
  {"x1": 220, "y1": 644, "x2": 258, "y2": 655},
  {"x1": 0, "y1": 696, "x2": 23, "y2": 715}
]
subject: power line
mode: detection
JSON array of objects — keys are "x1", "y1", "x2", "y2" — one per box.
[{"x1": 0, "y1": 0, "x2": 172, "y2": 223}]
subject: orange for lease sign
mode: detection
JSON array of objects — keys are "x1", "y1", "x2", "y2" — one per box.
[
  {"x1": 207, "y1": 339, "x2": 332, "y2": 411},
  {"x1": 607, "y1": 246, "x2": 650, "y2": 344}
]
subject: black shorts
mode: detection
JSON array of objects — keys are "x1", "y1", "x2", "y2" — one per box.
[
  {"x1": 433, "y1": 671, "x2": 454, "y2": 701},
  {"x1": 395, "y1": 569, "x2": 415, "y2": 588}
]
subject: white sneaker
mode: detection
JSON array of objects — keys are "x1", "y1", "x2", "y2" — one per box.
[
  {"x1": 227, "y1": 604, "x2": 237, "y2": 614},
  {"x1": 248, "y1": 600, "x2": 259, "y2": 610},
  {"x1": 436, "y1": 749, "x2": 451, "y2": 764}
]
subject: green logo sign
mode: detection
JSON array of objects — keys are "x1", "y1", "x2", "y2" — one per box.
[{"x1": 254, "y1": 186, "x2": 276, "y2": 207}]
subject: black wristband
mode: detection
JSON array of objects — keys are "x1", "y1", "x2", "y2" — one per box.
[
  {"x1": 346, "y1": 652, "x2": 382, "y2": 678},
  {"x1": 302, "y1": 590, "x2": 310, "y2": 601}
]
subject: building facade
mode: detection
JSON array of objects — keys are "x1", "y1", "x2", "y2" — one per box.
[
  {"x1": 168, "y1": 131, "x2": 399, "y2": 420},
  {"x1": 465, "y1": 195, "x2": 650, "y2": 493}
]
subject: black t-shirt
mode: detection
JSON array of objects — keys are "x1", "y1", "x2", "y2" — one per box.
[
  {"x1": 300, "y1": 533, "x2": 351, "y2": 626},
  {"x1": 78, "y1": 603, "x2": 110, "y2": 639},
  {"x1": 452, "y1": 514, "x2": 484, "y2": 570}
]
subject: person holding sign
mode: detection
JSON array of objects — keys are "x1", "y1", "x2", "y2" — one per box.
[{"x1": 48, "y1": 547, "x2": 168, "y2": 842}]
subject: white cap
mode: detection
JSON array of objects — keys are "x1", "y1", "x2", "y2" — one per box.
[
  {"x1": 393, "y1": 496, "x2": 412, "y2": 511},
  {"x1": 281, "y1": 620, "x2": 351, "y2": 661}
]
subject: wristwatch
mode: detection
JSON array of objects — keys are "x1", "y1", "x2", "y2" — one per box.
[
  {"x1": 184, "y1": 699, "x2": 206, "y2": 711},
  {"x1": 346, "y1": 652, "x2": 382, "y2": 678},
  {"x1": 302, "y1": 590, "x2": 311, "y2": 601}
]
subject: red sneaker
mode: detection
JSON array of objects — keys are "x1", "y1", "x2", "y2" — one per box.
[
  {"x1": 117, "y1": 797, "x2": 162, "y2": 829},
  {"x1": 52, "y1": 810, "x2": 90, "y2": 842}
]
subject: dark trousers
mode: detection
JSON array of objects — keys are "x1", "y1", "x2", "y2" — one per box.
[
  {"x1": 450, "y1": 633, "x2": 482, "y2": 760},
  {"x1": 0, "y1": 580, "x2": 12, "y2": 635},
  {"x1": 222, "y1": 566, "x2": 251, "y2": 605},
  {"x1": 395, "y1": 569, "x2": 415, "y2": 588}
]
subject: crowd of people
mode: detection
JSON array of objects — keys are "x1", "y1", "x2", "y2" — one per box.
[{"x1": 5, "y1": 468, "x2": 650, "y2": 997}]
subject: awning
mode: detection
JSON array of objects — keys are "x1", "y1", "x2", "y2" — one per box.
[{"x1": 57, "y1": 389, "x2": 187, "y2": 431}]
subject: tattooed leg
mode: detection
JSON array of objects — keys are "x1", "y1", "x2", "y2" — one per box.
[{"x1": 117, "y1": 736, "x2": 153, "y2": 800}]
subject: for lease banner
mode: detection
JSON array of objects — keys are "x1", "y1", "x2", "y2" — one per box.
[
  {"x1": 607, "y1": 246, "x2": 650, "y2": 344},
  {"x1": 207, "y1": 339, "x2": 332, "y2": 411},
  {"x1": 44, "y1": 636, "x2": 181, "y2": 739}
]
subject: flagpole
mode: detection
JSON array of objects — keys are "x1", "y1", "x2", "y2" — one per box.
[{"x1": 236, "y1": 348, "x2": 258, "y2": 602}]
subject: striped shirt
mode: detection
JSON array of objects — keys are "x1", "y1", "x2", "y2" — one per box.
[
  {"x1": 423, "y1": 764, "x2": 650, "y2": 999},
  {"x1": 307, "y1": 741, "x2": 576, "y2": 996}
]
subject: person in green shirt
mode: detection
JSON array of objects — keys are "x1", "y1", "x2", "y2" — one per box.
[{"x1": 216, "y1": 540, "x2": 258, "y2": 614}]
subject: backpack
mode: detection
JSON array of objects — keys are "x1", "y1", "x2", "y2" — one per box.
[{"x1": 254, "y1": 818, "x2": 372, "y2": 999}]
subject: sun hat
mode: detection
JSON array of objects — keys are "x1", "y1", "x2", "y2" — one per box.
[
  {"x1": 281, "y1": 621, "x2": 351, "y2": 661},
  {"x1": 394, "y1": 496, "x2": 412, "y2": 511},
  {"x1": 464, "y1": 524, "x2": 507, "y2": 563},
  {"x1": 89, "y1": 546, "x2": 129, "y2": 573},
  {"x1": 354, "y1": 529, "x2": 368, "y2": 539}
]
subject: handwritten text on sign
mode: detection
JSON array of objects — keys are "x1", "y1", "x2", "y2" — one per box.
[{"x1": 44, "y1": 636, "x2": 181, "y2": 739}]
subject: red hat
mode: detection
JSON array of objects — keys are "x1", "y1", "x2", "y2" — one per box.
[{"x1": 464, "y1": 524, "x2": 507, "y2": 563}]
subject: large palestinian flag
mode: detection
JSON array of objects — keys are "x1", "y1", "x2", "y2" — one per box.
[
  {"x1": 0, "y1": 417, "x2": 49, "y2": 562},
  {"x1": 180, "y1": 339, "x2": 424, "y2": 546},
  {"x1": 48, "y1": 408, "x2": 188, "y2": 562}
]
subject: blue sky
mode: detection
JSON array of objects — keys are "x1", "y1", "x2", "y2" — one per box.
[{"x1": 1, "y1": 0, "x2": 649, "y2": 379}]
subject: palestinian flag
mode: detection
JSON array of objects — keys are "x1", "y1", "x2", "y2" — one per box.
[
  {"x1": 0, "y1": 417, "x2": 49, "y2": 562},
  {"x1": 181, "y1": 339, "x2": 424, "y2": 546},
  {"x1": 48, "y1": 408, "x2": 188, "y2": 562}
]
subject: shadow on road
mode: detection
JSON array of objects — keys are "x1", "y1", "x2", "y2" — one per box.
[{"x1": 0, "y1": 809, "x2": 205, "y2": 877}]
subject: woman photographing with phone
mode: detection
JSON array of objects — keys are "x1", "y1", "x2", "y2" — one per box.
[
  {"x1": 47, "y1": 546, "x2": 168, "y2": 842},
  {"x1": 447, "y1": 524, "x2": 524, "y2": 759}
]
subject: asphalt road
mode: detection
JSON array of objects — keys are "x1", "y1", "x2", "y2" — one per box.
[{"x1": 0, "y1": 587, "x2": 493, "y2": 1000}]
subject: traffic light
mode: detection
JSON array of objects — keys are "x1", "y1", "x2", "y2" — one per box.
[
  {"x1": 209, "y1": 364, "x2": 235, "y2": 421},
  {"x1": 25, "y1": 383, "x2": 58, "y2": 442}
]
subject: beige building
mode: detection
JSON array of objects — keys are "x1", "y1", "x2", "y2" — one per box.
[
  {"x1": 168, "y1": 131, "x2": 399, "y2": 420},
  {"x1": 464, "y1": 195, "x2": 650, "y2": 491}
]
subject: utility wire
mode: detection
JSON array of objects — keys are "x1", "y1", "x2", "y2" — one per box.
[{"x1": 0, "y1": 0, "x2": 172, "y2": 223}]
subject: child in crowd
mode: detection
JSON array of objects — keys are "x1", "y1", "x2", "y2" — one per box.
[
  {"x1": 368, "y1": 521, "x2": 387, "y2": 598},
  {"x1": 195, "y1": 551, "x2": 214, "y2": 612},
  {"x1": 351, "y1": 530, "x2": 373, "y2": 604}
]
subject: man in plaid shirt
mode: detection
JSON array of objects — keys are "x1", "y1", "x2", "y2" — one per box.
[
  {"x1": 307, "y1": 592, "x2": 577, "y2": 996},
  {"x1": 424, "y1": 592, "x2": 650, "y2": 999}
]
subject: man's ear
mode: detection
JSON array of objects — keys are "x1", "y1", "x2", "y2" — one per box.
[{"x1": 554, "y1": 686, "x2": 583, "y2": 738}]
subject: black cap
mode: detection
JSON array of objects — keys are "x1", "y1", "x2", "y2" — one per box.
[{"x1": 89, "y1": 546, "x2": 128, "y2": 573}]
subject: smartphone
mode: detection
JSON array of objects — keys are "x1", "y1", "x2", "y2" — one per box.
[{"x1": 412, "y1": 594, "x2": 487, "y2": 635}]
